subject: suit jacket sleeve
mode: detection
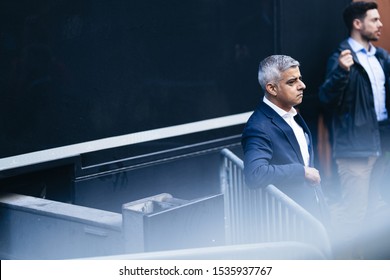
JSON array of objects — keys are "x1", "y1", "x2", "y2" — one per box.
[{"x1": 242, "y1": 120, "x2": 306, "y2": 189}]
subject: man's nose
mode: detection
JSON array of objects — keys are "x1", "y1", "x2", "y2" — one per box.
[{"x1": 298, "y1": 80, "x2": 306, "y2": 90}]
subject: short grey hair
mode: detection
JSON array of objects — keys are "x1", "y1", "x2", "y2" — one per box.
[{"x1": 258, "y1": 55, "x2": 300, "y2": 92}]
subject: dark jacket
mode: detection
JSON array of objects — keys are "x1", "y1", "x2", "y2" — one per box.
[
  {"x1": 241, "y1": 101, "x2": 325, "y2": 217},
  {"x1": 319, "y1": 39, "x2": 390, "y2": 158},
  {"x1": 242, "y1": 101, "x2": 314, "y2": 188},
  {"x1": 241, "y1": 101, "x2": 326, "y2": 220}
]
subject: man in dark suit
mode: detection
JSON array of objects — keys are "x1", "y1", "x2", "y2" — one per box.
[{"x1": 242, "y1": 55, "x2": 326, "y2": 221}]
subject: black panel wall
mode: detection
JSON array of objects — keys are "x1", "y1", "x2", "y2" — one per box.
[{"x1": 0, "y1": 0, "x2": 276, "y2": 158}]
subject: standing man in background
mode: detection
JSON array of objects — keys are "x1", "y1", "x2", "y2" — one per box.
[{"x1": 319, "y1": 1, "x2": 390, "y2": 249}]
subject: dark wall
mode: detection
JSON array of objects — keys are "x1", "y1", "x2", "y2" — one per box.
[
  {"x1": 0, "y1": 0, "x2": 275, "y2": 158},
  {"x1": 0, "y1": 0, "x2": 350, "y2": 159}
]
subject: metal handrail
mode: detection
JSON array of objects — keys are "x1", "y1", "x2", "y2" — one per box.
[{"x1": 220, "y1": 148, "x2": 332, "y2": 258}]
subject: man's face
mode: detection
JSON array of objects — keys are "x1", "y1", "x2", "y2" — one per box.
[
  {"x1": 273, "y1": 66, "x2": 306, "y2": 111},
  {"x1": 360, "y1": 9, "x2": 383, "y2": 41}
]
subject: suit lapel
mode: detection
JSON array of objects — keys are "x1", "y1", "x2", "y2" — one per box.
[
  {"x1": 260, "y1": 103, "x2": 305, "y2": 165},
  {"x1": 272, "y1": 116, "x2": 305, "y2": 165}
]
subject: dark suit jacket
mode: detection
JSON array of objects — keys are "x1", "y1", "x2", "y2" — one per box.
[{"x1": 241, "y1": 101, "x2": 323, "y2": 218}]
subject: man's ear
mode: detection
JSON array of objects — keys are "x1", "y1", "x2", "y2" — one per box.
[
  {"x1": 266, "y1": 83, "x2": 277, "y2": 97},
  {"x1": 353, "y1": 18, "x2": 362, "y2": 30}
]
